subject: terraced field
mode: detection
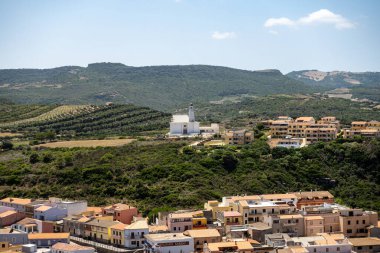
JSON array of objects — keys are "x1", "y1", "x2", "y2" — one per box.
[
  {"x1": 0, "y1": 104, "x2": 58, "y2": 123},
  {"x1": 0, "y1": 105, "x2": 96, "y2": 128},
  {"x1": 1, "y1": 104, "x2": 171, "y2": 136}
]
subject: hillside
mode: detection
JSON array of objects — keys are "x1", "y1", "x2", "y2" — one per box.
[
  {"x1": 0, "y1": 139, "x2": 379, "y2": 214},
  {"x1": 287, "y1": 70, "x2": 380, "y2": 101},
  {"x1": 0, "y1": 63, "x2": 317, "y2": 110},
  {"x1": 0, "y1": 104, "x2": 171, "y2": 136}
]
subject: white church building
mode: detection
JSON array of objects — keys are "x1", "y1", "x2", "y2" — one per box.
[{"x1": 169, "y1": 104, "x2": 219, "y2": 137}]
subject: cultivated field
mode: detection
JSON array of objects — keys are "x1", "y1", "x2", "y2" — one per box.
[{"x1": 37, "y1": 139, "x2": 136, "y2": 148}]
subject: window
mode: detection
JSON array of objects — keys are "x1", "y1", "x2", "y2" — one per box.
[
  {"x1": 347, "y1": 220, "x2": 351, "y2": 225},
  {"x1": 356, "y1": 220, "x2": 359, "y2": 224},
  {"x1": 362, "y1": 220, "x2": 366, "y2": 224},
  {"x1": 347, "y1": 229, "x2": 352, "y2": 234},
  {"x1": 263, "y1": 209, "x2": 266, "y2": 213},
  {"x1": 337, "y1": 247, "x2": 340, "y2": 251},
  {"x1": 326, "y1": 248, "x2": 329, "y2": 252}
]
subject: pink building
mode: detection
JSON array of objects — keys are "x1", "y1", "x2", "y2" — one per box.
[
  {"x1": 102, "y1": 203, "x2": 138, "y2": 225},
  {"x1": 0, "y1": 210, "x2": 25, "y2": 227}
]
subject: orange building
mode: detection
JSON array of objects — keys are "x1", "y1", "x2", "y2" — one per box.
[{"x1": 102, "y1": 203, "x2": 138, "y2": 225}]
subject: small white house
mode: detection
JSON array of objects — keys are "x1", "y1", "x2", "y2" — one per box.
[{"x1": 124, "y1": 220, "x2": 149, "y2": 249}]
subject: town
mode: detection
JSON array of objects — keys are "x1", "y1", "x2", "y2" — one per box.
[
  {"x1": 169, "y1": 104, "x2": 380, "y2": 148},
  {"x1": 0, "y1": 190, "x2": 379, "y2": 253}
]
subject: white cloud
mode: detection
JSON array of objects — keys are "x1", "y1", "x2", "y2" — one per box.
[
  {"x1": 211, "y1": 31, "x2": 236, "y2": 40},
  {"x1": 264, "y1": 9, "x2": 355, "y2": 30},
  {"x1": 264, "y1": 18, "x2": 295, "y2": 28}
]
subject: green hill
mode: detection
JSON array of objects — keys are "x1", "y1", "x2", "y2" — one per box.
[
  {"x1": 0, "y1": 63, "x2": 317, "y2": 110},
  {"x1": 287, "y1": 70, "x2": 380, "y2": 101}
]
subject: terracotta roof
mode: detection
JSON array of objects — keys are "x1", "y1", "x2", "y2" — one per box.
[
  {"x1": 52, "y1": 243, "x2": 94, "y2": 251},
  {"x1": 110, "y1": 223, "x2": 127, "y2": 230},
  {"x1": 183, "y1": 229, "x2": 220, "y2": 238},
  {"x1": 0, "y1": 210, "x2": 17, "y2": 218},
  {"x1": 15, "y1": 218, "x2": 38, "y2": 225},
  {"x1": 103, "y1": 203, "x2": 136, "y2": 211},
  {"x1": 28, "y1": 233, "x2": 69, "y2": 240},
  {"x1": 126, "y1": 220, "x2": 148, "y2": 230},
  {"x1": 349, "y1": 237, "x2": 380, "y2": 246},
  {"x1": 0, "y1": 198, "x2": 32, "y2": 205},
  {"x1": 170, "y1": 210, "x2": 203, "y2": 219},
  {"x1": 278, "y1": 214, "x2": 303, "y2": 219},
  {"x1": 291, "y1": 191, "x2": 334, "y2": 199},
  {"x1": 86, "y1": 207, "x2": 103, "y2": 213},
  {"x1": 223, "y1": 211, "x2": 242, "y2": 217},
  {"x1": 207, "y1": 241, "x2": 253, "y2": 252},
  {"x1": 304, "y1": 216, "x2": 324, "y2": 220},
  {"x1": 35, "y1": 205, "x2": 52, "y2": 212},
  {"x1": 148, "y1": 225, "x2": 168, "y2": 233},
  {"x1": 86, "y1": 219, "x2": 119, "y2": 228},
  {"x1": 78, "y1": 217, "x2": 91, "y2": 223},
  {"x1": 260, "y1": 194, "x2": 297, "y2": 200}
]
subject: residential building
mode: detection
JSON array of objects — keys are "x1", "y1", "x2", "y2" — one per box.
[
  {"x1": 11, "y1": 218, "x2": 54, "y2": 233},
  {"x1": 268, "y1": 137, "x2": 307, "y2": 149},
  {"x1": 169, "y1": 103, "x2": 200, "y2": 136},
  {"x1": 28, "y1": 233, "x2": 70, "y2": 247},
  {"x1": 204, "y1": 199, "x2": 237, "y2": 221},
  {"x1": 348, "y1": 237, "x2": 380, "y2": 253},
  {"x1": 148, "y1": 225, "x2": 169, "y2": 234},
  {"x1": 265, "y1": 233, "x2": 292, "y2": 248},
  {"x1": 237, "y1": 199, "x2": 296, "y2": 225},
  {"x1": 304, "y1": 126, "x2": 337, "y2": 143},
  {"x1": 338, "y1": 208, "x2": 378, "y2": 237},
  {"x1": 24, "y1": 200, "x2": 50, "y2": 218},
  {"x1": 291, "y1": 233, "x2": 352, "y2": 253},
  {"x1": 124, "y1": 219, "x2": 149, "y2": 249},
  {"x1": 34, "y1": 206, "x2": 67, "y2": 222},
  {"x1": 167, "y1": 211, "x2": 204, "y2": 233},
  {"x1": 0, "y1": 228, "x2": 28, "y2": 245},
  {"x1": 343, "y1": 120, "x2": 380, "y2": 139},
  {"x1": 51, "y1": 243, "x2": 95, "y2": 253},
  {"x1": 0, "y1": 198, "x2": 32, "y2": 213},
  {"x1": 291, "y1": 191, "x2": 334, "y2": 209},
  {"x1": 269, "y1": 120, "x2": 292, "y2": 138},
  {"x1": 200, "y1": 124, "x2": 220, "y2": 135},
  {"x1": 265, "y1": 214, "x2": 304, "y2": 237},
  {"x1": 260, "y1": 194, "x2": 298, "y2": 207},
  {"x1": 301, "y1": 204, "x2": 340, "y2": 233},
  {"x1": 183, "y1": 229, "x2": 221, "y2": 252},
  {"x1": 84, "y1": 219, "x2": 120, "y2": 244},
  {"x1": 63, "y1": 216, "x2": 92, "y2": 237},
  {"x1": 203, "y1": 241, "x2": 254, "y2": 253},
  {"x1": 102, "y1": 203, "x2": 138, "y2": 225},
  {"x1": 110, "y1": 223, "x2": 125, "y2": 247},
  {"x1": 144, "y1": 233, "x2": 194, "y2": 253},
  {"x1": 0, "y1": 210, "x2": 25, "y2": 227},
  {"x1": 225, "y1": 223, "x2": 272, "y2": 244},
  {"x1": 224, "y1": 130, "x2": 253, "y2": 145},
  {"x1": 287, "y1": 117, "x2": 316, "y2": 138},
  {"x1": 216, "y1": 211, "x2": 243, "y2": 226},
  {"x1": 304, "y1": 216, "x2": 324, "y2": 236}
]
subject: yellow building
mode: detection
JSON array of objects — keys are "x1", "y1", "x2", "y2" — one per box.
[
  {"x1": 110, "y1": 223, "x2": 126, "y2": 247},
  {"x1": 183, "y1": 229, "x2": 221, "y2": 252},
  {"x1": 84, "y1": 219, "x2": 120, "y2": 243}
]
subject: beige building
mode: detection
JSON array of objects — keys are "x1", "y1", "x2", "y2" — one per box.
[
  {"x1": 183, "y1": 229, "x2": 221, "y2": 252},
  {"x1": 343, "y1": 120, "x2": 380, "y2": 139},
  {"x1": 224, "y1": 130, "x2": 253, "y2": 145},
  {"x1": 269, "y1": 120, "x2": 291, "y2": 138},
  {"x1": 304, "y1": 216, "x2": 324, "y2": 236},
  {"x1": 266, "y1": 214, "x2": 304, "y2": 237},
  {"x1": 339, "y1": 208, "x2": 378, "y2": 237},
  {"x1": 204, "y1": 241, "x2": 254, "y2": 253},
  {"x1": 349, "y1": 237, "x2": 380, "y2": 253}
]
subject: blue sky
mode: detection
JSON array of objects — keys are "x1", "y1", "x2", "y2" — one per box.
[{"x1": 0, "y1": 0, "x2": 379, "y2": 73}]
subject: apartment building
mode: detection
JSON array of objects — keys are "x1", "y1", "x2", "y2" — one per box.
[
  {"x1": 63, "y1": 216, "x2": 92, "y2": 237},
  {"x1": 11, "y1": 218, "x2": 54, "y2": 233},
  {"x1": 49, "y1": 198, "x2": 87, "y2": 216},
  {"x1": 291, "y1": 191, "x2": 334, "y2": 209},
  {"x1": 84, "y1": 219, "x2": 120, "y2": 243},
  {"x1": 338, "y1": 208, "x2": 378, "y2": 237},
  {"x1": 0, "y1": 198, "x2": 32, "y2": 213},
  {"x1": 28, "y1": 233, "x2": 70, "y2": 247},
  {"x1": 204, "y1": 241, "x2": 254, "y2": 253},
  {"x1": 183, "y1": 229, "x2": 221, "y2": 252},
  {"x1": 216, "y1": 211, "x2": 243, "y2": 226},
  {"x1": 343, "y1": 120, "x2": 380, "y2": 139},
  {"x1": 269, "y1": 120, "x2": 291, "y2": 138},
  {"x1": 317, "y1": 116, "x2": 341, "y2": 131},
  {"x1": 237, "y1": 200, "x2": 296, "y2": 225},
  {"x1": 144, "y1": 233, "x2": 194, "y2": 253},
  {"x1": 102, "y1": 203, "x2": 138, "y2": 225},
  {"x1": 304, "y1": 216, "x2": 324, "y2": 236},
  {"x1": 291, "y1": 233, "x2": 352, "y2": 253},
  {"x1": 110, "y1": 223, "x2": 125, "y2": 247},
  {"x1": 0, "y1": 210, "x2": 25, "y2": 227},
  {"x1": 124, "y1": 219, "x2": 149, "y2": 249},
  {"x1": 348, "y1": 237, "x2": 380, "y2": 253},
  {"x1": 304, "y1": 126, "x2": 337, "y2": 143},
  {"x1": 0, "y1": 228, "x2": 28, "y2": 245},
  {"x1": 265, "y1": 214, "x2": 304, "y2": 237},
  {"x1": 287, "y1": 117, "x2": 316, "y2": 138},
  {"x1": 34, "y1": 205, "x2": 67, "y2": 221},
  {"x1": 167, "y1": 211, "x2": 205, "y2": 232},
  {"x1": 224, "y1": 130, "x2": 253, "y2": 145}
]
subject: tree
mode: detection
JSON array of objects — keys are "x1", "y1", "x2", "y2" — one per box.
[{"x1": 1, "y1": 141, "x2": 13, "y2": 150}]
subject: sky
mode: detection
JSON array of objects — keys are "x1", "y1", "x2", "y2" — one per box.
[{"x1": 0, "y1": 0, "x2": 379, "y2": 73}]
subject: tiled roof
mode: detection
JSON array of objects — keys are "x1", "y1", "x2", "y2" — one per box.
[
  {"x1": 0, "y1": 210, "x2": 17, "y2": 218},
  {"x1": 0, "y1": 198, "x2": 32, "y2": 205},
  {"x1": 349, "y1": 237, "x2": 380, "y2": 246},
  {"x1": 170, "y1": 211, "x2": 203, "y2": 219},
  {"x1": 183, "y1": 229, "x2": 220, "y2": 238},
  {"x1": 260, "y1": 194, "x2": 297, "y2": 200},
  {"x1": 126, "y1": 220, "x2": 148, "y2": 230},
  {"x1": 15, "y1": 218, "x2": 38, "y2": 225},
  {"x1": 207, "y1": 241, "x2": 253, "y2": 252},
  {"x1": 148, "y1": 225, "x2": 168, "y2": 233},
  {"x1": 304, "y1": 216, "x2": 323, "y2": 220},
  {"x1": 52, "y1": 243, "x2": 94, "y2": 251},
  {"x1": 223, "y1": 211, "x2": 241, "y2": 217},
  {"x1": 86, "y1": 219, "x2": 119, "y2": 228},
  {"x1": 278, "y1": 214, "x2": 303, "y2": 219},
  {"x1": 110, "y1": 222, "x2": 127, "y2": 230},
  {"x1": 28, "y1": 233, "x2": 69, "y2": 240},
  {"x1": 291, "y1": 191, "x2": 334, "y2": 199}
]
